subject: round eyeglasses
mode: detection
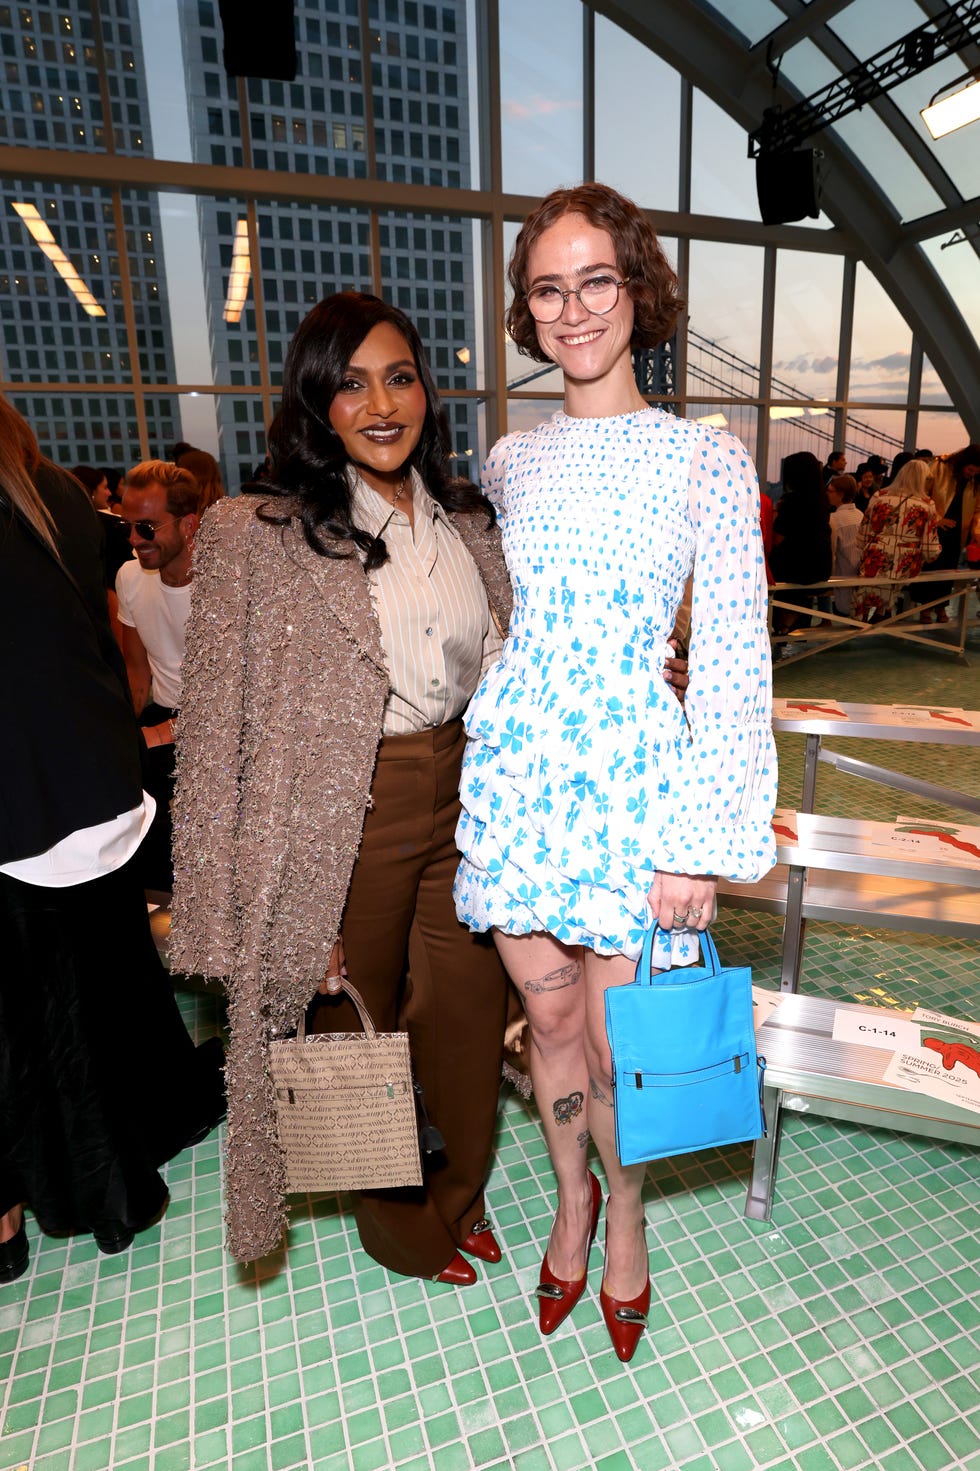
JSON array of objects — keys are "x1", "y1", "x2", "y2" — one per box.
[{"x1": 525, "y1": 274, "x2": 631, "y2": 324}]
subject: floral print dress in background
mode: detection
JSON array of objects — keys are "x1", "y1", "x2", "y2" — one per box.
[
  {"x1": 851, "y1": 487, "x2": 940, "y2": 622},
  {"x1": 453, "y1": 408, "x2": 777, "y2": 965}
]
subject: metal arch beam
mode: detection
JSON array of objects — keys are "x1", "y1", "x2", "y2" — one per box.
[
  {"x1": 752, "y1": 0, "x2": 857, "y2": 62},
  {"x1": 906, "y1": 197, "x2": 980, "y2": 242},
  {"x1": 591, "y1": 0, "x2": 980, "y2": 439}
]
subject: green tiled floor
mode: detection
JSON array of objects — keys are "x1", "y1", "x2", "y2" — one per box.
[{"x1": 2, "y1": 629, "x2": 979, "y2": 1471}]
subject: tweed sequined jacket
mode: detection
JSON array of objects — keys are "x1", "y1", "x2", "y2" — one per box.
[{"x1": 170, "y1": 490, "x2": 513, "y2": 1263}]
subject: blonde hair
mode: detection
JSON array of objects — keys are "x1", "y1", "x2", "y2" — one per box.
[
  {"x1": 125, "y1": 459, "x2": 201, "y2": 519},
  {"x1": 0, "y1": 395, "x2": 59, "y2": 557}
]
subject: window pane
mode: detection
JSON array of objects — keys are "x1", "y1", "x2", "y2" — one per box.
[
  {"x1": 765, "y1": 409, "x2": 838, "y2": 484},
  {"x1": 257, "y1": 202, "x2": 373, "y2": 380},
  {"x1": 0, "y1": 180, "x2": 137, "y2": 383},
  {"x1": 778, "y1": 35, "x2": 839, "y2": 96},
  {"x1": 380, "y1": 210, "x2": 481, "y2": 388},
  {"x1": 921, "y1": 354, "x2": 952, "y2": 409},
  {"x1": 771, "y1": 250, "x2": 843, "y2": 399},
  {"x1": 167, "y1": 2, "x2": 368, "y2": 178},
  {"x1": 0, "y1": 4, "x2": 117, "y2": 155},
  {"x1": 842, "y1": 410, "x2": 907, "y2": 471},
  {"x1": 499, "y1": 0, "x2": 582, "y2": 196},
  {"x1": 502, "y1": 397, "x2": 560, "y2": 440},
  {"x1": 125, "y1": 191, "x2": 224, "y2": 392},
  {"x1": 921, "y1": 236, "x2": 980, "y2": 345},
  {"x1": 445, "y1": 398, "x2": 485, "y2": 480},
  {"x1": 915, "y1": 410, "x2": 970, "y2": 458},
  {"x1": 141, "y1": 392, "x2": 261, "y2": 498},
  {"x1": 7, "y1": 391, "x2": 145, "y2": 472},
  {"x1": 380, "y1": 209, "x2": 481, "y2": 463},
  {"x1": 850, "y1": 263, "x2": 912, "y2": 405},
  {"x1": 829, "y1": 0, "x2": 928, "y2": 62},
  {"x1": 502, "y1": 220, "x2": 564, "y2": 396},
  {"x1": 704, "y1": 0, "x2": 786, "y2": 47},
  {"x1": 832, "y1": 110, "x2": 943, "y2": 223},
  {"x1": 595, "y1": 16, "x2": 679, "y2": 212},
  {"x1": 687, "y1": 242, "x2": 764, "y2": 398},
  {"x1": 372, "y1": 2, "x2": 476, "y2": 189},
  {"x1": 691, "y1": 89, "x2": 762, "y2": 221}
]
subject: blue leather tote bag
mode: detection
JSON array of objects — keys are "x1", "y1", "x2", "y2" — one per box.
[{"x1": 605, "y1": 926, "x2": 765, "y2": 1166}]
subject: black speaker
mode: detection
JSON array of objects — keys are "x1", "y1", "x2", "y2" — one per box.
[
  {"x1": 756, "y1": 150, "x2": 822, "y2": 225},
  {"x1": 218, "y1": 0, "x2": 297, "y2": 81}
]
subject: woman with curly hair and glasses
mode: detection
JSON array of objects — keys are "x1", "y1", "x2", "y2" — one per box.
[{"x1": 454, "y1": 184, "x2": 776, "y2": 1360}]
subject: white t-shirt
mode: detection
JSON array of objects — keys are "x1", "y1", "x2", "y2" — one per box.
[{"x1": 115, "y1": 562, "x2": 191, "y2": 709}]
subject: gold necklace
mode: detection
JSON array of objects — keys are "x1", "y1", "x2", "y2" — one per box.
[{"x1": 390, "y1": 473, "x2": 409, "y2": 506}]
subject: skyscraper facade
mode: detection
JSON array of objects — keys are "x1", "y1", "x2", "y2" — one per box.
[
  {"x1": 178, "y1": 0, "x2": 479, "y2": 486},
  {"x1": 0, "y1": 0, "x2": 179, "y2": 471},
  {"x1": 0, "y1": 0, "x2": 478, "y2": 487}
]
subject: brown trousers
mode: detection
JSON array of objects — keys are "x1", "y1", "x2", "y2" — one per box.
[{"x1": 311, "y1": 719, "x2": 508, "y2": 1278}]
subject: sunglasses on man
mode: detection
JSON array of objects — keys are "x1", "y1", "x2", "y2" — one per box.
[{"x1": 123, "y1": 515, "x2": 179, "y2": 541}]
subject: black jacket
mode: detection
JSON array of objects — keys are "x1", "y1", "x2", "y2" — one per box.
[{"x1": 0, "y1": 462, "x2": 144, "y2": 864}]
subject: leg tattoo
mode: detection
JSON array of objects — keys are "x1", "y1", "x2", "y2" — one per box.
[
  {"x1": 589, "y1": 1076, "x2": 613, "y2": 1109},
  {"x1": 576, "y1": 1129, "x2": 589, "y2": 1150},
  {"x1": 553, "y1": 1091, "x2": 584, "y2": 1126},
  {"x1": 524, "y1": 962, "x2": 581, "y2": 995}
]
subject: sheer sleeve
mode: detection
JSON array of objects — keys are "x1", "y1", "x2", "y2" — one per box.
[{"x1": 655, "y1": 430, "x2": 777, "y2": 882}]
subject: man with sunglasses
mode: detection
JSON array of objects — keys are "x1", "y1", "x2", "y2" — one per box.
[{"x1": 116, "y1": 460, "x2": 201, "y2": 890}]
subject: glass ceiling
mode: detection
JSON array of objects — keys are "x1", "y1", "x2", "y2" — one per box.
[{"x1": 700, "y1": 0, "x2": 980, "y2": 333}]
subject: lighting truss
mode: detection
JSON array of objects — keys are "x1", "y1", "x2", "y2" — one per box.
[{"x1": 748, "y1": 0, "x2": 980, "y2": 156}]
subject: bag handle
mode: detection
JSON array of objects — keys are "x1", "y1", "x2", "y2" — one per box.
[
  {"x1": 296, "y1": 977, "x2": 379, "y2": 1041},
  {"x1": 636, "y1": 924, "x2": 720, "y2": 986}
]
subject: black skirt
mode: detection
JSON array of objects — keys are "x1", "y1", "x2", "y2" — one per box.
[{"x1": 0, "y1": 855, "x2": 224, "y2": 1235}]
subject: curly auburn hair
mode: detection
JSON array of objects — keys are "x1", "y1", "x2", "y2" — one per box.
[{"x1": 505, "y1": 183, "x2": 685, "y2": 363}]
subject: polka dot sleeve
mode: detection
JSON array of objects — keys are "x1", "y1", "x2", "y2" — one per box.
[
  {"x1": 480, "y1": 433, "x2": 518, "y2": 519},
  {"x1": 655, "y1": 430, "x2": 777, "y2": 881}
]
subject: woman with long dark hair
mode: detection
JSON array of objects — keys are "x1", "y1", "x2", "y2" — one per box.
[
  {"x1": 770, "y1": 450, "x2": 832, "y2": 631},
  {"x1": 171, "y1": 293, "x2": 519, "y2": 1281},
  {"x1": 454, "y1": 184, "x2": 776, "y2": 1361}
]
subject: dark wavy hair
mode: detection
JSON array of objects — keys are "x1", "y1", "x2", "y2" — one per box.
[
  {"x1": 259, "y1": 292, "x2": 493, "y2": 570},
  {"x1": 70, "y1": 464, "x2": 106, "y2": 496},
  {"x1": 947, "y1": 443, "x2": 980, "y2": 478},
  {"x1": 505, "y1": 183, "x2": 686, "y2": 363},
  {"x1": 780, "y1": 451, "x2": 829, "y2": 516}
]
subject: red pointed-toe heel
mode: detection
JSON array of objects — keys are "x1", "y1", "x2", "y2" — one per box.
[
  {"x1": 461, "y1": 1218, "x2": 502, "y2": 1264},
  {"x1": 433, "y1": 1250, "x2": 477, "y2": 1286},
  {"x1": 535, "y1": 1171, "x2": 602, "y2": 1335},
  {"x1": 600, "y1": 1276, "x2": 651, "y2": 1362}
]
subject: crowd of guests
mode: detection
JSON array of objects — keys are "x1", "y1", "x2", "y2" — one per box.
[{"x1": 764, "y1": 443, "x2": 980, "y2": 631}]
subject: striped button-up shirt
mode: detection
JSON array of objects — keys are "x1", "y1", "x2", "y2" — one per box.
[{"x1": 352, "y1": 473, "x2": 503, "y2": 735}]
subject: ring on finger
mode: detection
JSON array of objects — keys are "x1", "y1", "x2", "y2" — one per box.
[
  {"x1": 671, "y1": 910, "x2": 689, "y2": 927},
  {"x1": 687, "y1": 905, "x2": 703, "y2": 920}
]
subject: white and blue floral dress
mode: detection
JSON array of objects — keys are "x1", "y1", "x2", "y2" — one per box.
[{"x1": 453, "y1": 408, "x2": 777, "y2": 962}]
